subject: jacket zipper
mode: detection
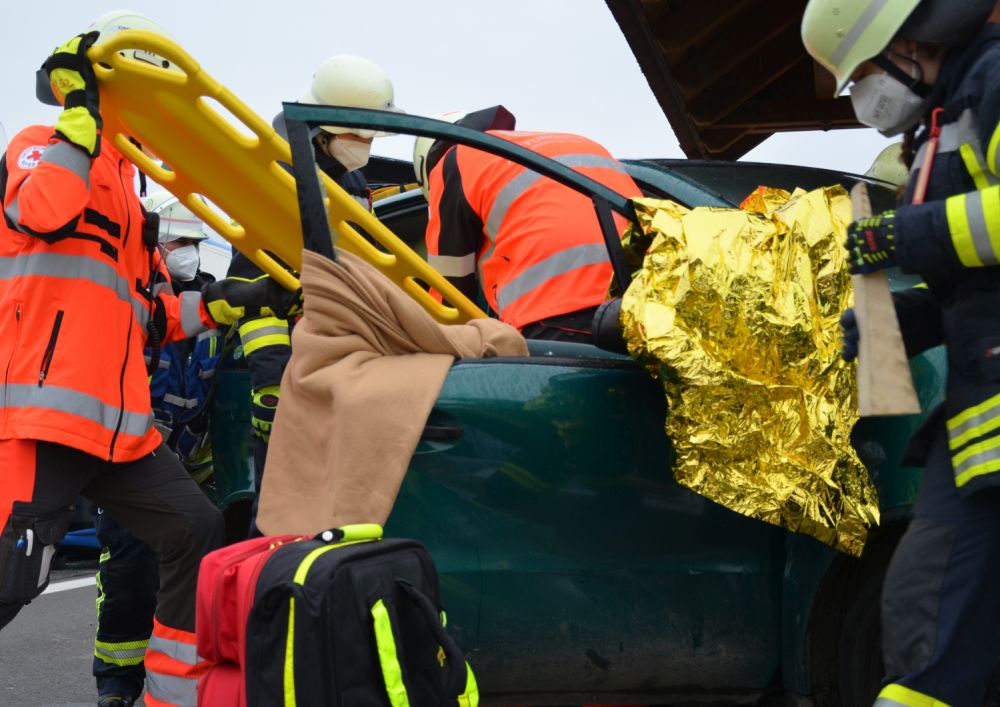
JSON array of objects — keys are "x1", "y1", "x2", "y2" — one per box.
[
  {"x1": 38, "y1": 310, "x2": 64, "y2": 386},
  {"x1": 107, "y1": 315, "x2": 132, "y2": 461},
  {"x1": 2, "y1": 304, "x2": 23, "y2": 413},
  {"x1": 118, "y1": 159, "x2": 132, "y2": 249},
  {"x1": 108, "y1": 158, "x2": 135, "y2": 462}
]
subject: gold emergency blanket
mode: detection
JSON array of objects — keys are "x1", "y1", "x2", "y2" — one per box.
[{"x1": 620, "y1": 186, "x2": 878, "y2": 556}]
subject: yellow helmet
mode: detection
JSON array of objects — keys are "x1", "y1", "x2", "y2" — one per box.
[
  {"x1": 802, "y1": 0, "x2": 997, "y2": 95},
  {"x1": 864, "y1": 142, "x2": 908, "y2": 187},
  {"x1": 801, "y1": 0, "x2": 921, "y2": 96}
]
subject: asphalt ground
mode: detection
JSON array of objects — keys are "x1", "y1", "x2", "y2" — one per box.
[{"x1": 0, "y1": 556, "x2": 146, "y2": 707}]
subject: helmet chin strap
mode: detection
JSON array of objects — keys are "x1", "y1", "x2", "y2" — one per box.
[{"x1": 871, "y1": 53, "x2": 932, "y2": 98}]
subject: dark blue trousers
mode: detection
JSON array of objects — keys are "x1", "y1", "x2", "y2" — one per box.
[
  {"x1": 881, "y1": 425, "x2": 1000, "y2": 706},
  {"x1": 92, "y1": 510, "x2": 159, "y2": 700}
]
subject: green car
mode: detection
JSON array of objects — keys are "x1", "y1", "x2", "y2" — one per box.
[{"x1": 210, "y1": 108, "x2": 944, "y2": 707}]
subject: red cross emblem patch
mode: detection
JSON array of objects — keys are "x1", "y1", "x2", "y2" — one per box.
[{"x1": 17, "y1": 145, "x2": 48, "y2": 170}]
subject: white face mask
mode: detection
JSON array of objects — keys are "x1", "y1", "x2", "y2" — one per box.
[
  {"x1": 326, "y1": 137, "x2": 371, "y2": 171},
  {"x1": 164, "y1": 244, "x2": 200, "y2": 282},
  {"x1": 850, "y1": 72, "x2": 928, "y2": 137}
]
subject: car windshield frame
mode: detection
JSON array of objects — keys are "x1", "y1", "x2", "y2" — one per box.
[{"x1": 281, "y1": 104, "x2": 639, "y2": 288}]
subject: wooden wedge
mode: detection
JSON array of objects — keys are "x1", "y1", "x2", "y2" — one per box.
[{"x1": 850, "y1": 183, "x2": 920, "y2": 416}]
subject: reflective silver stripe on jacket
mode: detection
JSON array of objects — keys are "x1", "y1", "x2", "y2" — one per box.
[
  {"x1": 179, "y1": 291, "x2": 207, "y2": 338},
  {"x1": 911, "y1": 108, "x2": 999, "y2": 185},
  {"x1": 143, "y1": 354, "x2": 171, "y2": 370},
  {"x1": 237, "y1": 324, "x2": 288, "y2": 348},
  {"x1": 162, "y1": 393, "x2": 199, "y2": 409},
  {"x1": 5, "y1": 143, "x2": 90, "y2": 231},
  {"x1": 39, "y1": 141, "x2": 92, "y2": 183},
  {"x1": 153, "y1": 280, "x2": 173, "y2": 297},
  {"x1": 196, "y1": 329, "x2": 221, "y2": 342},
  {"x1": 952, "y1": 187, "x2": 1000, "y2": 267},
  {"x1": 951, "y1": 435, "x2": 1000, "y2": 479},
  {"x1": 145, "y1": 671, "x2": 198, "y2": 707},
  {"x1": 147, "y1": 633, "x2": 200, "y2": 665},
  {"x1": 0, "y1": 252, "x2": 149, "y2": 326},
  {"x1": 495, "y1": 243, "x2": 609, "y2": 314},
  {"x1": 484, "y1": 154, "x2": 627, "y2": 241},
  {"x1": 1, "y1": 383, "x2": 152, "y2": 438},
  {"x1": 428, "y1": 253, "x2": 477, "y2": 278}
]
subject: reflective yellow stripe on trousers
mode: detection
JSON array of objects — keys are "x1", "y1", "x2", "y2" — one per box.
[{"x1": 875, "y1": 683, "x2": 950, "y2": 707}]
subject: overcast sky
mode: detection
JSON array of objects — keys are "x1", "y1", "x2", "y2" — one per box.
[{"x1": 3, "y1": 1, "x2": 893, "y2": 176}]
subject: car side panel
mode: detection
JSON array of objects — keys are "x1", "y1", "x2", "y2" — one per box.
[{"x1": 388, "y1": 353, "x2": 786, "y2": 698}]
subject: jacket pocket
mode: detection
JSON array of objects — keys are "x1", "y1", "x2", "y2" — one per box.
[{"x1": 38, "y1": 310, "x2": 64, "y2": 387}]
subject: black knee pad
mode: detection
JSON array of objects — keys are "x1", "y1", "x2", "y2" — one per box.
[{"x1": 0, "y1": 503, "x2": 73, "y2": 603}]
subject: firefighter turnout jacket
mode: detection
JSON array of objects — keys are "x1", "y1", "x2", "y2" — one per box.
[
  {"x1": 0, "y1": 129, "x2": 216, "y2": 462},
  {"x1": 425, "y1": 131, "x2": 641, "y2": 330},
  {"x1": 892, "y1": 25, "x2": 1000, "y2": 494}
]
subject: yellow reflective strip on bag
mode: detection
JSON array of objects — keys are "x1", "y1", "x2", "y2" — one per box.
[
  {"x1": 457, "y1": 662, "x2": 480, "y2": 707},
  {"x1": 947, "y1": 193, "x2": 983, "y2": 267},
  {"x1": 284, "y1": 535, "x2": 382, "y2": 706},
  {"x1": 960, "y1": 144, "x2": 992, "y2": 190},
  {"x1": 371, "y1": 599, "x2": 411, "y2": 707},
  {"x1": 284, "y1": 594, "x2": 297, "y2": 707},
  {"x1": 876, "y1": 683, "x2": 951, "y2": 707}
]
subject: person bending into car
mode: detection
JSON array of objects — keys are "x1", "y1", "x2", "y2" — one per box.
[
  {"x1": 803, "y1": 0, "x2": 1000, "y2": 704},
  {"x1": 412, "y1": 106, "x2": 641, "y2": 343},
  {"x1": 0, "y1": 12, "x2": 300, "y2": 707}
]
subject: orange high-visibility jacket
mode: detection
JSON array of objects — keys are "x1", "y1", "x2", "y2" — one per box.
[
  {"x1": 425, "y1": 131, "x2": 641, "y2": 329},
  {"x1": 0, "y1": 128, "x2": 215, "y2": 462}
]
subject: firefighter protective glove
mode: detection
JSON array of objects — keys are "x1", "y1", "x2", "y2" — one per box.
[
  {"x1": 840, "y1": 307, "x2": 859, "y2": 362},
  {"x1": 846, "y1": 211, "x2": 897, "y2": 274},
  {"x1": 201, "y1": 274, "x2": 304, "y2": 326},
  {"x1": 43, "y1": 32, "x2": 103, "y2": 157},
  {"x1": 250, "y1": 385, "x2": 281, "y2": 443}
]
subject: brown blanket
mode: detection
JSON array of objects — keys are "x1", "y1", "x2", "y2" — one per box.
[{"x1": 256, "y1": 249, "x2": 528, "y2": 535}]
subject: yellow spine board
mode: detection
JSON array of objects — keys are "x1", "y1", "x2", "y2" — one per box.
[{"x1": 89, "y1": 31, "x2": 484, "y2": 324}]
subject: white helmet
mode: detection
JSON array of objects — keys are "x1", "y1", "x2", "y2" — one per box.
[
  {"x1": 37, "y1": 9, "x2": 177, "y2": 106},
  {"x1": 88, "y1": 9, "x2": 179, "y2": 71},
  {"x1": 143, "y1": 192, "x2": 208, "y2": 243},
  {"x1": 412, "y1": 111, "x2": 467, "y2": 200},
  {"x1": 299, "y1": 55, "x2": 403, "y2": 138}
]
